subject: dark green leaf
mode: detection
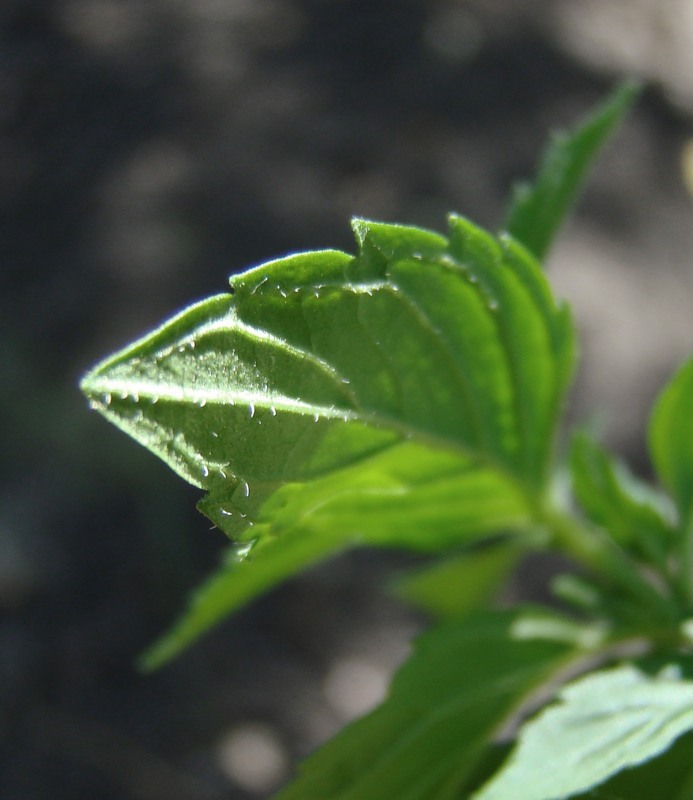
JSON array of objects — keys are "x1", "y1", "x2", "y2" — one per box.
[
  {"x1": 274, "y1": 611, "x2": 578, "y2": 800},
  {"x1": 505, "y1": 82, "x2": 639, "y2": 262}
]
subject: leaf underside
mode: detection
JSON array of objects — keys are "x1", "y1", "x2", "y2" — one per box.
[
  {"x1": 474, "y1": 663, "x2": 693, "y2": 800},
  {"x1": 81, "y1": 214, "x2": 574, "y2": 666}
]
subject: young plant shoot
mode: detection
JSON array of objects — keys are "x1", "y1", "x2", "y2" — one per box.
[{"x1": 81, "y1": 83, "x2": 693, "y2": 800}]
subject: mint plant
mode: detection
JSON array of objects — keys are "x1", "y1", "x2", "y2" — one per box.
[{"x1": 80, "y1": 83, "x2": 693, "y2": 799}]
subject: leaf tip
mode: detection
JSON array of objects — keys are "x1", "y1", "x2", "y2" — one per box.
[
  {"x1": 350, "y1": 216, "x2": 370, "y2": 249},
  {"x1": 79, "y1": 366, "x2": 105, "y2": 408},
  {"x1": 136, "y1": 636, "x2": 178, "y2": 674},
  {"x1": 78, "y1": 371, "x2": 91, "y2": 397}
]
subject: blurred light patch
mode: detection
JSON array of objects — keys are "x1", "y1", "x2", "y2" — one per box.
[
  {"x1": 424, "y1": 4, "x2": 485, "y2": 64},
  {"x1": 323, "y1": 656, "x2": 390, "y2": 720},
  {"x1": 552, "y1": 0, "x2": 693, "y2": 112},
  {"x1": 59, "y1": 0, "x2": 151, "y2": 56},
  {"x1": 216, "y1": 722, "x2": 289, "y2": 794}
]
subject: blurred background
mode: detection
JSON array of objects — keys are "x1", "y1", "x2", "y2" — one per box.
[{"x1": 3, "y1": 1, "x2": 693, "y2": 797}]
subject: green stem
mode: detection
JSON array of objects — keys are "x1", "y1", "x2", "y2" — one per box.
[
  {"x1": 677, "y1": 514, "x2": 693, "y2": 608},
  {"x1": 542, "y1": 507, "x2": 679, "y2": 625}
]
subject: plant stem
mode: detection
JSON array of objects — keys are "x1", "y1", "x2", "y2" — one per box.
[
  {"x1": 677, "y1": 515, "x2": 693, "y2": 608},
  {"x1": 543, "y1": 507, "x2": 679, "y2": 625}
]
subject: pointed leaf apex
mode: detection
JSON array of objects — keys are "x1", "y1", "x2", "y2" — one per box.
[
  {"x1": 351, "y1": 217, "x2": 448, "y2": 263},
  {"x1": 350, "y1": 216, "x2": 370, "y2": 249},
  {"x1": 504, "y1": 81, "x2": 640, "y2": 261}
]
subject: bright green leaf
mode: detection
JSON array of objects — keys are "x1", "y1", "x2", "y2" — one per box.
[
  {"x1": 505, "y1": 82, "x2": 639, "y2": 262},
  {"x1": 81, "y1": 215, "x2": 575, "y2": 662},
  {"x1": 474, "y1": 663, "x2": 693, "y2": 800},
  {"x1": 582, "y1": 654, "x2": 693, "y2": 800},
  {"x1": 650, "y1": 358, "x2": 693, "y2": 530},
  {"x1": 274, "y1": 611, "x2": 577, "y2": 800},
  {"x1": 142, "y1": 445, "x2": 531, "y2": 670},
  {"x1": 571, "y1": 432, "x2": 676, "y2": 565}
]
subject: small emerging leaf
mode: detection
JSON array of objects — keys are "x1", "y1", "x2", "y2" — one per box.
[
  {"x1": 584, "y1": 730, "x2": 693, "y2": 800},
  {"x1": 474, "y1": 663, "x2": 693, "y2": 800},
  {"x1": 571, "y1": 432, "x2": 675, "y2": 566},
  {"x1": 505, "y1": 82, "x2": 639, "y2": 262},
  {"x1": 650, "y1": 358, "x2": 693, "y2": 530}
]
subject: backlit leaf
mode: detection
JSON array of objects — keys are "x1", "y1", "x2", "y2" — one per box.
[{"x1": 81, "y1": 215, "x2": 575, "y2": 663}]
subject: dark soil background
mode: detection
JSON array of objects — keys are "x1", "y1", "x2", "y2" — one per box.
[{"x1": 3, "y1": 1, "x2": 693, "y2": 798}]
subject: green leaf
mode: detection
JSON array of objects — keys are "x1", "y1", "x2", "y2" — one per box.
[
  {"x1": 81, "y1": 215, "x2": 575, "y2": 662},
  {"x1": 505, "y1": 82, "x2": 639, "y2": 262},
  {"x1": 274, "y1": 611, "x2": 578, "y2": 800},
  {"x1": 571, "y1": 432, "x2": 676, "y2": 565},
  {"x1": 394, "y1": 539, "x2": 523, "y2": 621},
  {"x1": 650, "y1": 358, "x2": 693, "y2": 530},
  {"x1": 474, "y1": 663, "x2": 693, "y2": 800},
  {"x1": 142, "y1": 446, "x2": 530, "y2": 670}
]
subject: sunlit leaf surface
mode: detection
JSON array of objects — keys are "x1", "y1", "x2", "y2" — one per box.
[
  {"x1": 81, "y1": 215, "x2": 574, "y2": 665},
  {"x1": 474, "y1": 664, "x2": 693, "y2": 800}
]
